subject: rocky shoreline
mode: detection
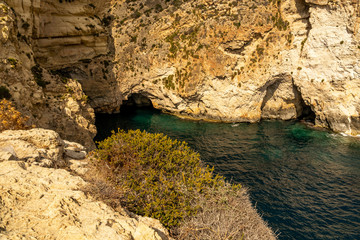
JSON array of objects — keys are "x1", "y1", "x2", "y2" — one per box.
[{"x1": 0, "y1": 0, "x2": 359, "y2": 146}]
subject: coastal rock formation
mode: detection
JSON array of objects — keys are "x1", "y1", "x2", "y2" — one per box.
[
  {"x1": 0, "y1": 0, "x2": 96, "y2": 148},
  {"x1": 0, "y1": 128, "x2": 171, "y2": 240},
  {"x1": 0, "y1": 128, "x2": 66, "y2": 167},
  {"x1": 295, "y1": 0, "x2": 360, "y2": 135},
  {"x1": 0, "y1": 162, "x2": 171, "y2": 240},
  {"x1": 4, "y1": 0, "x2": 121, "y2": 113},
  {"x1": 1, "y1": 0, "x2": 360, "y2": 141},
  {"x1": 106, "y1": 0, "x2": 360, "y2": 135}
]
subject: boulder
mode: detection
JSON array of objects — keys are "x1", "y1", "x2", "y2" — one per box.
[{"x1": 0, "y1": 128, "x2": 65, "y2": 167}]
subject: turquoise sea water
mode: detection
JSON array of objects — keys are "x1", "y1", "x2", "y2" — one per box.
[{"x1": 95, "y1": 107, "x2": 360, "y2": 240}]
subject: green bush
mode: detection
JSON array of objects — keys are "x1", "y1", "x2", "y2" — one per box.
[{"x1": 95, "y1": 129, "x2": 228, "y2": 228}]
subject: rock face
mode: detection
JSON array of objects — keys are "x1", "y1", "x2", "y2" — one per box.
[
  {"x1": 0, "y1": 162, "x2": 171, "y2": 240},
  {"x1": 105, "y1": 0, "x2": 360, "y2": 135},
  {"x1": 5, "y1": 0, "x2": 122, "y2": 113},
  {"x1": 0, "y1": 0, "x2": 97, "y2": 148},
  {"x1": 295, "y1": 0, "x2": 360, "y2": 135},
  {"x1": 0, "y1": 128, "x2": 171, "y2": 240},
  {"x1": 0, "y1": 128, "x2": 65, "y2": 167},
  {"x1": 1, "y1": 0, "x2": 360, "y2": 144}
]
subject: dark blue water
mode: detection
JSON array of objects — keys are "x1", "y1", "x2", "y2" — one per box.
[{"x1": 95, "y1": 108, "x2": 360, "y2": 240}]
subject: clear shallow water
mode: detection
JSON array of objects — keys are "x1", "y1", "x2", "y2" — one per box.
[{"x1": 95, "y1": 107, "x2": 360, "y2": 240}]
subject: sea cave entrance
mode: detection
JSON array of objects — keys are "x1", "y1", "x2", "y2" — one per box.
[
  {"x1": 94, "y1": 93, "x2": 159, "y2": 142},
  {"x1": 297, "y1": 91, "x2": 316, "y2": 124},
  {"x1": 121, "y1": 93, "x2": 154, "y2": 109},
  {"x1": 299, "y1": 103, "x2": 316, "y2": 123}
]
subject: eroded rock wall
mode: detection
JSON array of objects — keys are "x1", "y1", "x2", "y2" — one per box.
[
  {"x1": 28, "y1": 0, "x2": 122, "y2": 112},
  {"x1": 0, "y1": 0, "x2": 97, "y2": 148},
  {"x1": 2, "y1": 0, "x2": 359, "y2": 142},
  {"x1": 296, "y1": 0, "x2": 360, "y2": 135},
  {"x1": 107, "y1": 0, "x2": 360, "y2": 135}
]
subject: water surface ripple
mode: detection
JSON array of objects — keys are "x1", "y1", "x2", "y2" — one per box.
[{"x1": 95, "y1": 108, "x2": 360, "y2": 240}]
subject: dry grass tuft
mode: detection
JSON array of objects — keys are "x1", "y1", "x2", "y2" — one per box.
[
  {"x1": 177, "y1": 183, "x2": 276, "y2": 240},
  {"x1": 80, "y1": 155, "x2": 126, "y2": 214}
]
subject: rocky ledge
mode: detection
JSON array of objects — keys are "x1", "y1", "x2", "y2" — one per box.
[{"x1": 0, "y1": 128, "x2": 171, "y2": 240}]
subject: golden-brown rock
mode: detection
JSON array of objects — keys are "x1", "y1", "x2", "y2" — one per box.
[
  {"x1": 0, "y1": 0, "x2": 97, "y2": 148},
  {"x1": 0, "y1": 161, "x2": 171, "y2": 240},
  {"x1": 105, "y1": 0, "x2": 360, "y2": 135},
  {"x1": 2, "y1": 0, "x2": 360, "y2": 142},
  {"x1": 0, "y1": 128, "x2": 171, "y2": 240}
]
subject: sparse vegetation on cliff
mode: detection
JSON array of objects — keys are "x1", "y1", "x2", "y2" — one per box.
[
  {"x1": 0, "y1": 99, "x2": 32, "y2": 132},
  {"x1": 94, "y1": 129, "x2": 229, "y2": 228}
]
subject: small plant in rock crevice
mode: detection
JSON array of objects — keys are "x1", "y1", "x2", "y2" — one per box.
[{"x1": 0, "y1": 99, "x2": 32, "y2": 132}]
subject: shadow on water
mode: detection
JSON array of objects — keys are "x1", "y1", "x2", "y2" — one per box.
[{"x1": 95, "y1": 107, "x2": 360, "y2": 240}]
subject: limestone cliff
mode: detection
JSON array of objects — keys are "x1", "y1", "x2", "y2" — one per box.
[
  {"x1": 0, "y1": 128, "x2": 171, "y2": 240},
  {"x1": 0, "y1": 0, "x2": 97, "y2": 148},
  {"x1": 1, "y1": 0, "x2": 359, "y2": 144},
  {"x1": 105, "y1": 0, "x2": 360, "y2": 135}
]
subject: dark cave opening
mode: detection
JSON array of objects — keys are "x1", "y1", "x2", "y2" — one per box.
[
  {"x1": 298, "y1": 96, "x2": 316, "y2": 123},
  {"x1": 94, "y1": 93, "x2": 160, "y2": 142},
  {"x1": 117, "y1": 93, "x2": 161, "y2": 117},
  {"x1": 121, "y1": 93, "x2": 154, "y2": 109},
  {"x1": 292, "y1": 81, "x2": 316, "y2": 124}
]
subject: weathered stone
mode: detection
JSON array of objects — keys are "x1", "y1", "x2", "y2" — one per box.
[
  {"x1": 305, "y1": 0, "x2": 329, "y2": 5},
  {"x1": 0, "y1": 128, "x2": 171, "y2": 239},
  {"x1": 64, "y1": 140, "x2": 86, "y2": 152},
  {"x1": 0, "y1": 146, "x2": 18, "y2": 161},
  {"x1": 69, "y1": 159, "x2": 89, "y2": 175},
  {"x1": 101, "y1": 0, "x2": 359, "y2": 136},
  {"x1": 0, "y1": 0, "x2": 97, "y2": 149},
  {"x1": 0, "y1": 128, "x2": 65, "y2": 166},
  {"x1": 65, "y1": 148, "x2": 87, "y2": 160},
  {"x1": 3, "y1": 0, "x2": 359, "y2": 141},
  {"x1": 0, "y1": 160, "x2": 171, "y2": 240},
  {"x1": 1, "y1": 0, "x2": 360, "y2": 140}
]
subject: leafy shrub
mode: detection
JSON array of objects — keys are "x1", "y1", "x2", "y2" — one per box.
[
  {"x1": 0, "y1": 99, "x2": 31, "y2": 132},
  {"x1": 94, "y1": 129, "x2": 227, "y2": 228},
  {"x1": 90, "y1": 130, "x2": 275, "y2": 239}
]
